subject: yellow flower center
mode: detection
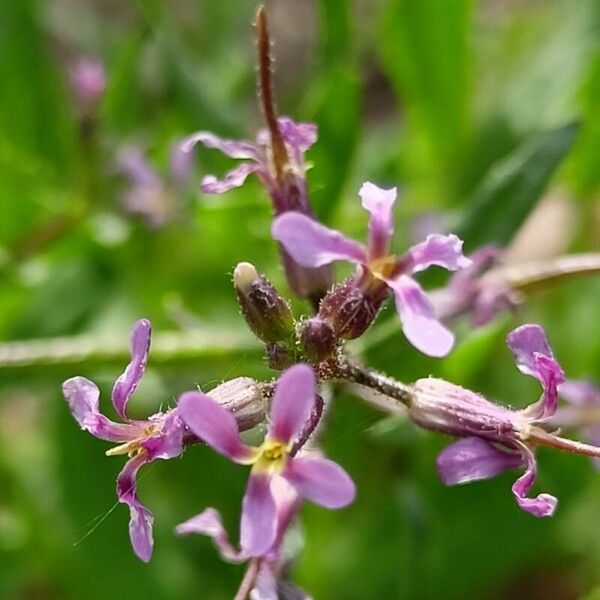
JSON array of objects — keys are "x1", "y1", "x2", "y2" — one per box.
[
  {"x1": 105, "y1": 425, "x2": 157, "y2": 458},
  {"x1": 368, "y1": 255, "x2": 397, "y2": 280},
  {"x1": 251, "y1": 439, "x2": 289, "y2": 474}
]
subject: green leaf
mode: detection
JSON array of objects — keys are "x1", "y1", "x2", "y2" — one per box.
[{"x1": 455, "y1": 121, "x2": 579, "y2": 250}]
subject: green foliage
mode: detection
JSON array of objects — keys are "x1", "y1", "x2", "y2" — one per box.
[{"x1": 0, "y1": 1, "x2": 598, "y2": 599}]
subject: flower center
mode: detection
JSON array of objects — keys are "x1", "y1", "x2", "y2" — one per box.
[
  {"x1": 105, "y1": 425, "x2": 157, "y2": 458},
  {"x1": 252, "y1": 439, "x2": 288, "y2": 474},
  {"x1": 368, "y1": 255, "x2": 398, "y2": 280}
]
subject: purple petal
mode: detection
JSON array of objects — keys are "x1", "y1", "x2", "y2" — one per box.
[
  {"x1": 142, "y1": 410, "x2": 185, "y2": 460},
  {"x1": 116, "y1": 148, "x2": 161, "y2": 188},
  {"x1": 388, "y1": 275, "x2": 455, "y2": 357},
  {"x1": 272, "y1": 212, "x2": 367, "y2": 268},
  {"x1": 200, "y1": 163, "x2": 260, "y2": 194},
  {"x1": 269, "y1": 475, "x2": 301, "y2": 561},
  {"x1": 511, "y1": 442, "x2": 557, "y2": 517},
  {"x1": 252, "y1": 564, "x2": 279, "y2": 600},
  {"x1": 269, "y1": 364, "x2": 316, "y2": 445},
  {"x1": 506, "y1": 324, "x2": 554, "y2": 377},
  {"x1": 111, "y1": 319, "x2": 151, "y2": 420},
  {"x1": 62, "y1": 376, "x2": 134, "y2": 442},
  {"x1": 116, "y1": 454, "x2": 154, "y2": 562},
  {"x1": 278, "y1": 118, "x2": 318, "y2": 152},
  {"x1": 175, "y1": 508, "x2": 244, "y2": 562},
  {"x1": 169, "y1": 139, "x2": 194, "y2": 186},
  {"x1": 523, "y1": 354, "x2": 564, "y2": 421},
  {"x1": 405, "y1": 234, "x2": 471, "y2": 275},
  {"x1": 177, "y1": 391, "x2": 255, "y2": 463},
  {"x1": 359, "y1": 182, "x2": 397, "y2": 259},
  {"x1": 283, "y1": 456, "x2": 356, "y2": 509},
  {"x1": 181, "y1": 131, "x2": 259, "y2": 160},
  {"x1": 240, "y1": 474, "x2": 277, "y2": 557},
  {"x1": 437, "y1": 437, "x2": 523, "y2": 485},
  {"x1": 559, "y1": 379, "x2": 600, "y2": 407}
]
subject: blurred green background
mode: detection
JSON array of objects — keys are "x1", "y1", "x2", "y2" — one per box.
[{"x1": 0, "y1": 0, "x2": 599, "y2": 598}]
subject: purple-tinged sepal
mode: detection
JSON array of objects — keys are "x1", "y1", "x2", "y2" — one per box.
[{"x1": 298, "y1": 317, "x2": 337, "y2": 363}]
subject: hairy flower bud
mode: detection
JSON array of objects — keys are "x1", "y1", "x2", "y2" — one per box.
[
  {"x1": 299, "y1": 317, "x2": 336, "y2": 363},
  {"x1": 318, "y1": 275, "x2": 388, "y2": 340},
  {"x1": 234, "y1": 262, "x2": 295, "y2": 343},
  {"x1": 208, "y1": 377, "x2": 265, "y2": 431}
]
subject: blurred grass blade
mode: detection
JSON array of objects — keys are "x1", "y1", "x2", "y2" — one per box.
[{"x1": 456, "y1": 121, "x2": 579, "y2": 250}]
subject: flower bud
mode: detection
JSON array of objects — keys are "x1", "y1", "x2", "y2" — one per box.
[
  {"x1": 299, "y1": 317, "x2": 336, "y2": 363},
  {"x1": 208, "y1": 376, "x2": 265, "y2": 431},
  {"x1": 318, "y1": 276, "x2": 387, "y2": 340},
  {"x1": 234, "y1": 262, "x2": 295, "y2": 343}
]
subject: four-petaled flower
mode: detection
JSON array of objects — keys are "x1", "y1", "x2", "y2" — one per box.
[
  {"x1": 181, "y1": 118, "x2": 332, "y2": 301},
  {"x1": 272, "y1": 182, "x2": 471, "y2": 356},
  {"x1": 178, "y1": 363, "x2": 355, "y2": 557},
  {"x1": 176, "y1": 477, "x2": 310, "y2": 600},
  {"x1": 411, "y1": 324, "x2": 600, "y2": 517},
  {"x1": 62, "y1": 319, "x2": 185, "y2": 561}
]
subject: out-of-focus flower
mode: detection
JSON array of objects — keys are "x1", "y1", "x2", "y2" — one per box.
[
  {"x1": 62, "y1": 319, "x2": 185, "y2": 561},
  {"x1": 428, "y1": 246, "x2": 521, "y2": 325},
  {"x1": 181, "y1": 118, "x2": 332, "y2": 302},
  {"x1": 557, "y1": 379, "x2": 600, "y2": 469},
  {"x1": 273, "y1": 182, "x2": 471, "y2": 357},
  {"x1": 409, "y1": 324, "x2": 600, "y2": 517},
  {"x1": 116, "y1": 140, "x2": 194, "y2": 228},
  {"x1": 69, "y1": 58, "x2": 106, "y2": 113},
  {"x1": 176, "y1": 477, "x2": 311, "y2": 599},
  {"x1": 178, "y1": 363, "x2": 355, "y2": 557}
]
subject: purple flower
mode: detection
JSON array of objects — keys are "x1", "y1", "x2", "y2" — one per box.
[
  {"x1": 272, "y1": 182, "x2": 471, "y2": 357},
  {"x1": 557, "y1": 379, "x2": 600, "y2": 469},
  {"x1": 176, "y1": 477, "x2": 311, "y2": 599},
  {"x1": 410, "y1": 323, "x2": 600, "y2": 517},
  {"x1": 181, "y1": 118, "x2": 332, "y2": 301},
  {"x1": 69, "y1": 57, "x2": 106, "y2": 111},
  {"x1": 428, "y1": 245, "x2": 521, "y2": 325},
  {"x1": 116, "y1": 140, "x2": 194, "y2": 228},
  {"x1": 178, "y1": 363, "x2": 355, "y2": 557},
  {"x1": 62, "y1": 319, "x2": 185, "y2": 561}
]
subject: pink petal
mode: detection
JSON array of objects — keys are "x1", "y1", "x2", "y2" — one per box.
[
  {"x1": 508, "y1": 325, "x2": 564, "y2": 420},
  {"x1": 142, "y1": 410, "x2": 185, "y2": 460},
  {"x1": 116, "y1": 147, "x2": 161, "y2": 188},
  {"x1": 358, "y1": 182, "x2": 397, "y2": 259},
  {"x1": 405, "y1": 234, "x2": 471, "y2": 275},
  {"x1": 200, "y1": 163, "x2": 260, "y2": 194},
  {"x1": 283, "y1": 456, "x2": 356, "y2": 509},
  {"x1": 169, "y1": 138, "x2": 194, "y2": 186},
  {"x1": 269, "y1": 364, "x2": 316, "y2": 445},
  {"x1": 511, "y1": 442, "x2": 557, "y2": 517},
  {"x1": 437, "y1": 437, "x2": 523, "y2": 485},
  {"x1": 175, "y1": 507, "x2": 245, "y2": 562},
  {"x1": 62, "y1": 376, "x2": 134, "y2": 442},
  {"x1": 388, "y1": 275, "x2": 455, "y2": 357},
  {"x1": 252, "y1": 563, "x2": 279, "y2": 600},
  {"x1": 278, "y1": 117, "x2": 318, "y2": 152},
  {"x1": 506, "y1": 324, "x2": 554, "y2": 377},
  {"x1": 116, "y1": 454, "x2": 154, "y2": 562},
  {"x1": 181, "y1": 131, "x2": 259, "y2": 160},
  {"x1": 178, "y1": 392, "x2": 255, "y2": 463},
  {"x1": 111, "y1": 319, "x2": 151, "y2": 420},
  {"x1": 272, "y1": 212, "x2": 367, "y2": 268},
  {"x1": 559, "y1": 379, "x2": 600, "y2": 407},
  {"x1": 240, "y1": 474, "x2": 277, "y2": 557}
]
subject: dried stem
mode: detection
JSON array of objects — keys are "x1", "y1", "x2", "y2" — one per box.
[{"x1": 255, "y1": 5, "x2": 288, "y2": 181}]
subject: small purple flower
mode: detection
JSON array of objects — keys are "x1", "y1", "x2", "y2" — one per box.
[
  {"x1": 69, "y1": 57, "x2": 106, "y2": 111},
  {"x1": 178, "y1": 363, "x2": 355, "y2": 557},
  {"x1": 116, "y1": 140, "x2": 194, "y2": 228},
  {"x1": 428, "y1": 245, "x2": 521, "y2": 325},
  {"x1": 557, "y1": 379, "x2": 600, "y2": 469},
  {"x1": 410, "y1": 323, "x2": 600, "y2": 517},
  {"x1": 176, "y1": 477, "x2": 310, "y2": 599},
  {"x1": 62, "y1": 319, "x2": 185, "y2": 561},
  {"x1": 272, "y1": 182, "x2": 471, "y2": 357},
  {"x1": 181, "y1": 118, "x2": 332, "y2": 301}
]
